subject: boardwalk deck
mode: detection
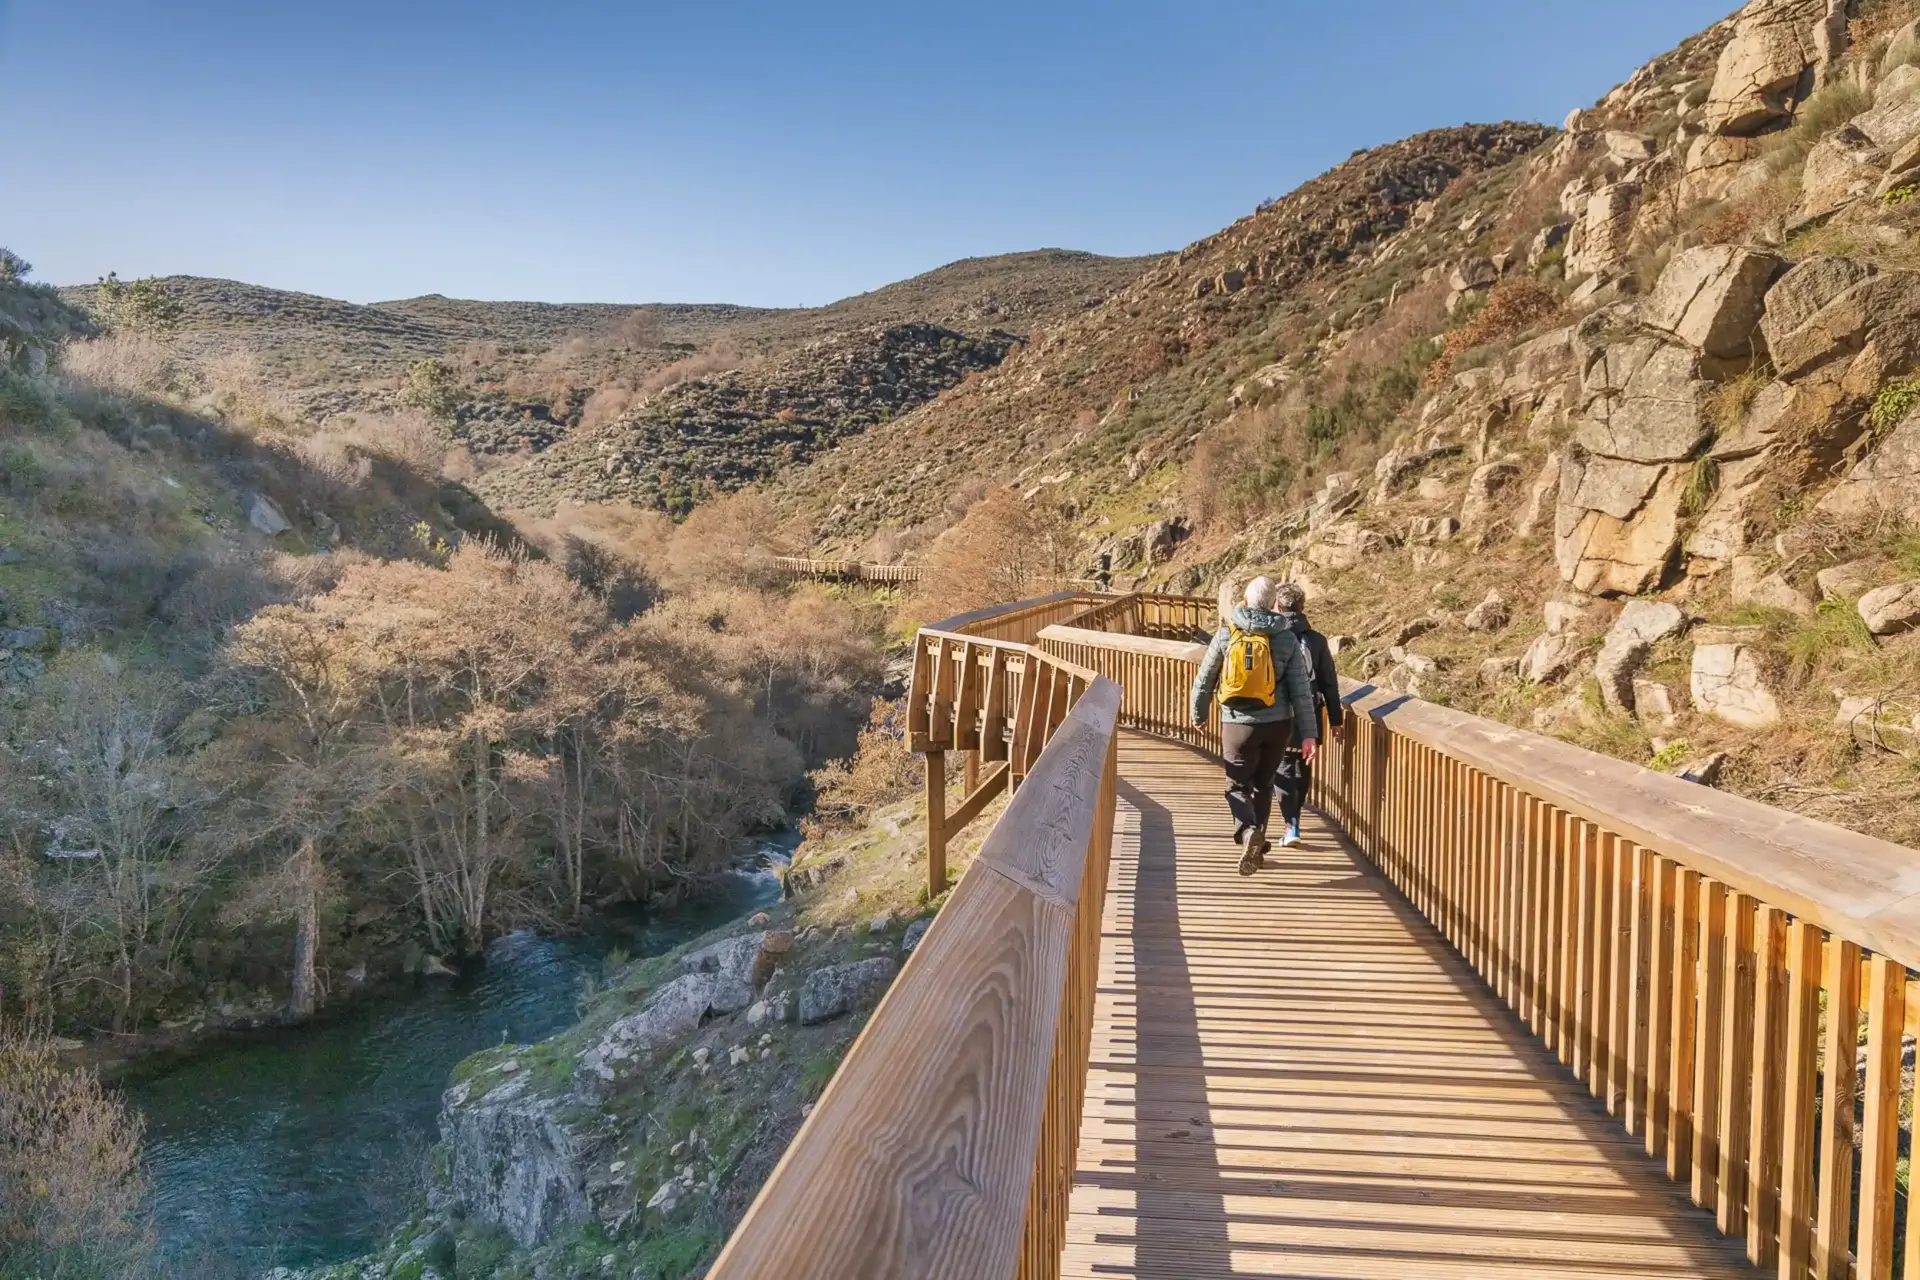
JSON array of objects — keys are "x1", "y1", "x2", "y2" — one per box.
[{"x1": 1062, "y1": 732, "x2": 1758, "y2": 1279}]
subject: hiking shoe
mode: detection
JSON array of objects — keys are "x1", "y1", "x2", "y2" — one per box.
[
  {"x1": 1279, "y1": 821, "x2": 1302, "y2": 848},
  {"x1": 1233, "y1": 822, "x2": 1252, "y2": 846},
  {"x1": 1238, "y1": 827, "x2": 1266, "y2": 876}
]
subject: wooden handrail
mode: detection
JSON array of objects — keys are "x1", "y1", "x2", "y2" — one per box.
[
  {"x1": 721, "y1": 591, "x2": 1920, "y2": 1279},
  {"x1": 1031, "y1": 621, "x2": 1920, "y2": 1279},
  {"x1": 706, "y1": 679, "x2": 1120, "y2": 1280},
  {"x1": 773, "y1": 556, "x2": 927, "y2": 584}
]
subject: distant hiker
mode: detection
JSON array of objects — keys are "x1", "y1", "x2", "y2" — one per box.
[
  {"x1": 1272, "y1": 581, "x2": 1343, "y2": 849},
  {"x1": 1190, "y1": 576, "x2": 1318, "y2": 875}
]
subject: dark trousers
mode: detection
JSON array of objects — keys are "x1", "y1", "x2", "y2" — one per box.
[
  {"x1": 1220, "y1": 719, "x2": 1292, "y2": 832},
  {"x1": 1276, "y1": 749, "x2": 1311, "y2": 825}
]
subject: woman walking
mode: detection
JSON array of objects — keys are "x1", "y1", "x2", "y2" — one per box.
[{"x1": 1189, "y1": 577, "x2": 1318, "y2": 875}]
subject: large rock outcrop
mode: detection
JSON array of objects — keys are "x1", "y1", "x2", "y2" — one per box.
[
  {"x1": 440, "y1": 1069, "x2": 595, "y2": 1249},
  {"x1": 1642, "y1": 246, "x2": 1785, "y2": 367},
  {"x1": 1556, "y1": 325, "x2": 1710, "y2": 595},
  {"x1": 1703, "y1": 0, "x2": 1850, "y2": 137}
]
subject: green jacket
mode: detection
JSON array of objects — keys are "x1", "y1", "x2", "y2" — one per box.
[{"x1": 1190, "y1": 607, "x2": 1318, "y2": 729}]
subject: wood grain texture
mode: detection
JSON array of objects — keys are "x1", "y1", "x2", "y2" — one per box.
[
  {"x1": 1339, "y1": 679, "x2": 1920, "y2": 974},
  {"x1": 1060, "y1": 733, "x2": 1755, "y2": 1279},
  {"x1": 1858, "y1": 956, "x2": 1905, "y2": 1280}
]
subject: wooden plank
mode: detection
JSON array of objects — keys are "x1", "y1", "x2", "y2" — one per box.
[
  {"x1": 1059, "y1": 731, "x2": 1757, "y2": 1280},
  {"x1": 1340, "y1": 679, "x2": 1920, "y2": 976},
  {"x1": 1646, "y1": 857, "x2": 1677, "y2": 1160},
  {"x1": 944, "y1": 762, "x2": 1010, "y2": 838},
  {"x1": 1717, "y1": 891, "x2": 1757, "y2": 1240},
  {"x1": 1573, "y1": 821, "x2": 1597, "y2": 1085},
  {"x1": 1813, "y1": 938, "x2": 1860, "y2": 1280},
  {"x1": 1667, "y1": 866, "x2": 1701, "y2": 1181},
  {"x1": 1749, "y1": 904, "x2": 1789, "y2": 1267},
  {"x1": 1692, "y1": 878, "x2": 1727, "y2": 1209},
  {"x1": 1778, "y1": 920, "x2": 1823, "y2": 1280},
  {"x1": 1606, "y1": 834, "x2": 1633, "y2": 1118},
  {"x1": 708, "y1": 862, "x2": 1073, "y2": 1280},
  {"x1": 925, "y1": 749, "x2": 949, "y2": 896},
  {"x1": 1858, "y1": 955, "x2": 1906, "y2": 1280},
  {"x1": 977, "y1": 680, "x2": 1121, "y2": 911}
]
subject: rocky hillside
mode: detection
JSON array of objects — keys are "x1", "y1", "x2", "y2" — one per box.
[
  {"x1": 779, "y1": 0, "x2": 1920, "y2": 845},
  {"x1": 472, "y1": 323, "x2": 1012, "y2": 515}
]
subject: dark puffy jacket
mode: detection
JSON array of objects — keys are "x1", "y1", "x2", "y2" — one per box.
[
  {"x1": 1190, "y1": 607, "x2": 1317, "y2": 728},
  {"x1": 1278, "y1": 609, "x2": 1345, "y2": 737}
]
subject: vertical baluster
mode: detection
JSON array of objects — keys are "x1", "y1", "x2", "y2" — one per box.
[
  {"x1": 1573, "y1": 822, "x2": 1597, "y2": 1085},
  {"x1": 1555, "y1": 810, "x2": 1577, "y2": 1065},
  {"x1": 1813, "y1": 938, "x2": 1861, "y2": 1280},
  {"x1": 1858, "y1": 955, "x2": 1905, "y2": 1280},
  {"x1": 1778, "y1": 920, "x2": 1824, "y2": 1280},
  {"x1": 1668, "y1": 867, "x2": 1701, "y2": 1181},
  {"x1": 1523, "y1": 798, "x2": 1545, "y2": 1035},
  {"x1": 1625, "y1": 845, "x2": 1655, "y2": 1135},
  {"x1": 1717, "y1": 891, "x2": 1757, "y2": 1239},
  {"x1": 1586, "y1": 826, "x2": 1613, "y2": 1102},
  {"x1": 1646, "y1": 857, "x2": 1677, "y2": 1159},
  {"x1": 1606, "y1": 835, "x2": 1633, "y2": 1117},
  {"x1": 1497, "y1": 783, "x2": 1517, "y2": 1010},
  {"x1": 1692, "y1": 879, "x2": 1727, "y2": 1208},
  {"x1": 1749, "y1": 905, "x2": 1789, "y2": 1268}
]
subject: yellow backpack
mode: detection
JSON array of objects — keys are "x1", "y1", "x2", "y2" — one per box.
[{"x1": 1217, "y1": 624, "x2": 1277, "y2": 708}]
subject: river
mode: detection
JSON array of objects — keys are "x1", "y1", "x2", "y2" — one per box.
[{"x1": 121, "y1": 847, "x2": 789, "y2": 1272}]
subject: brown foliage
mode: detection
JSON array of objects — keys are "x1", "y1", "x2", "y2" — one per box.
[
  {"x1": 919, "y1": 487, "x2": 1081, "y2": 619},
  {"x1": 0, "y1": 1031, "x2": 152, "y2": 1273},
  {"x1": 809, "y1": 699, "x2": 922, "y2": 827},
  {"x1": 1424, "y1": 278, "x2": 1562, "y2": 387}
]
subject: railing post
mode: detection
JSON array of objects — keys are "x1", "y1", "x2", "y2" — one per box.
[{"x1": 926, "y1": 749, "x2": 947, "y2": 897}]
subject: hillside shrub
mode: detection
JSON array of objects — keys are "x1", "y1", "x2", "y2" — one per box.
[
  {"x1": 0, "y1": 248, "x2": 29, "y2": 284},
  {"x1": 919, "y1": 487, "x2": 1079, "y2": 618},
  {"x1": 398, "y1": 357, "x2": 463, "y2": 422},
  {"x1": 91, "y1": 273, "x2": 184, "y2": 337},
  {"x1": 1425, "y1": 278, "x2": 1561, "y2": 387},
  {"x1": 0, "y1": 1031, "x2": 152, "y2": 1275}
]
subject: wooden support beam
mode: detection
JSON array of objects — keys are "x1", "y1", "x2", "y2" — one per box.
[
  {"x1": 945, "y1": 762, "x2": 1010, "y2": 839},
  {"x1": 925, "y1": 749, "x2": 948, "y2": 898}
]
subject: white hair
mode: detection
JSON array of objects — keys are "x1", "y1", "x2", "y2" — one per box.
[{"x1": 1244, "y1": 576, "x2": 1278, "y2": 611}]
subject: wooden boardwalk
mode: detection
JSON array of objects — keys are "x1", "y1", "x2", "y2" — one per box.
[{"x1": 1061, "y1": 733, "x2": 1758, "y2": 1279}]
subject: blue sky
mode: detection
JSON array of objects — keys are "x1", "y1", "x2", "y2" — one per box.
[{"x1": 0, "y1": 0, "x2": 1734, "y2": 306}]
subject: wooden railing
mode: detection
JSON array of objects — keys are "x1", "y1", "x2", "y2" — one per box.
[
  {"x1": 706, "y1": 678, "x2": 1120, "y2": 1280},
  {"x1": 1035, "y1": 609, "x2": 1920, "y2": 1280},
  {"x1": 773, "y1": 556, "x2": 927, "y2": 584},
  {"x1": 1314, "y1": 680, "x2": 1920, "y2": 1280},
  {"x1": 716, "y1": 589, "x2": 1920, "y2": 1280}
]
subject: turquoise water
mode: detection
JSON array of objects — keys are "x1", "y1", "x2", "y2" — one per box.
[{"x1": 122, "y1": 855, "x2": 787, "y2": 1271}]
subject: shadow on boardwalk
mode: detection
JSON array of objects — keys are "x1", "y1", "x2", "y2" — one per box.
[{"x1": 1059, "y1": 732, "x2": 1757, "y2": 1279}]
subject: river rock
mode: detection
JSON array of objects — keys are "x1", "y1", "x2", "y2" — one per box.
[
  {"x1": 440, "y1": 1070, "x2": 592, "y2": 1248},
  {"x1": 1859, "y1": 580, "x2": 1920, "y2": 635},
  {"x1": 1691, "y1": 642, "x2": 1782, "y2": 727},
  {"x1": 798, "y1": 957, "x2": 896, "y2": 1025},
  {"x1": 578, "y1": 972, "x2": 716, "y2": 1085},
  {"x1": 678, "y1": 931, "x2": 779, "y2": 1014}
]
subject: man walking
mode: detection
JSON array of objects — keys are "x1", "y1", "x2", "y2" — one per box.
[
  {"x1": 1190, "y1": 577, "x2": 1318, "y2": 875},
  {"x1": 1272, "y1": 582, "x2": 1343, "y2": 848}
]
